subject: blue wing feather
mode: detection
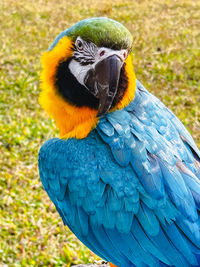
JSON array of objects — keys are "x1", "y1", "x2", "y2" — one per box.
[
  {"x1": 162, "y1": 223, "x2": 198, "y2": 265},
  {"x1": 39, "y1": 80, "x2": 200, "y2": 266}
]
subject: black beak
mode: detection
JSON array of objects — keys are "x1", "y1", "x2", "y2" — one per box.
[{"x1": 84, "y1": 55, "x2": 123, "y2": 117}]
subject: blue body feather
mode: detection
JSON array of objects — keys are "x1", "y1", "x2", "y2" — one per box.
[{"x1": 39, "y1": 81, "x2": 200, "y2": 266}]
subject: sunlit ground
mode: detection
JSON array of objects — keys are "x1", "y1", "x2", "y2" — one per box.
[{"x1": 0, "y1": 0, "x2": 200, "y2": 266}]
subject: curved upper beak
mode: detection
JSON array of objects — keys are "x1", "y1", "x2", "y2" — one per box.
[{"x1": 84, "y1": 54, "x2": 124, "y2": 117}]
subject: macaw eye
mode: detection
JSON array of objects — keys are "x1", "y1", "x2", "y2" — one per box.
[
  {"x1": 123, "y1": 51, "x2": 127, "y2": 60},
  {"x1": 99, "y1": 50, "x2": 105, "y2": 57},
  {"x1": 76, "y1": 39, "x2": 83, "y2": 50}
]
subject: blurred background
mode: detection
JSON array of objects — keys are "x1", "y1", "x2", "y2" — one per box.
[{"x1": 0, "y1": 0, "x2": 200, "y2": 266}]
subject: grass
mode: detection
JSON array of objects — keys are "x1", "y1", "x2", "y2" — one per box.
[{"x1": 0, "y1": 0, "x2": 200, "y2": 266}]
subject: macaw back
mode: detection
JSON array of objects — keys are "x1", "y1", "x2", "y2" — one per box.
[{"x1": 39, "y1": 81, "x2": 200, "y2": 267}]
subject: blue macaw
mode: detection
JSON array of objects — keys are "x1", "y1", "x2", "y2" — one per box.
[{"x1": 38, "y1": 17, "x2": 200, "y2": 267}]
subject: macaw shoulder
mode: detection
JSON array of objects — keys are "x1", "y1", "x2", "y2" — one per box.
[
  {"x1": 97, "y1": 80, "x2": 200, "y2": 168},
  {"x1": 38, "y1": 132, "x2": 115, "y2": 176}
]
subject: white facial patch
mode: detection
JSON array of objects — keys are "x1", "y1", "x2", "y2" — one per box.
[
  {"x1": 68, "y1": 59, "x2": 92, "y2": 86},
  {"x1": 68, "y1": 37, "x2": 128, "y2": 87},
  {"x1": 94, "y1": 47, "x2": 127, "y2": 63}
]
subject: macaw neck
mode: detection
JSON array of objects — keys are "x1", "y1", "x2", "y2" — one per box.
[
  {"x1": 58, "y1": 105, "x2": 99, "y2": 139},
  {"x1": 61, "y1": 58, "x2": 135, "y2": 139},
  {"x1": 59, "y1": 58, "x2": 136, "y2": 139}
]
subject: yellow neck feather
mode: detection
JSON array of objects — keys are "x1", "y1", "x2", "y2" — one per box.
[{"x1": 39, "y1": 36, "x2": 136, "y2": 139}]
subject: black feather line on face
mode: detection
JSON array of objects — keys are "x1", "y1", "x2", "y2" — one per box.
[
  {"x1": 55, "y1": 58, "x2": 99, "y2": 109},
  {"x1": 72, "y1": 40, "x2": 96, "y2": 66},
  {"x1": 55, "y1": 59, "x2": 128, "y2": 110}
]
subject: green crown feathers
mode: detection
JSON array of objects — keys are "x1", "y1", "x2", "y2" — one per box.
[{"x1": 49, "y1": 17, "x2": 133, "y2": 52}]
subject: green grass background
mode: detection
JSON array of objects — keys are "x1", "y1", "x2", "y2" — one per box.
[{"x1": 0, "y1": 0, "x2": 200, "y2": 266}]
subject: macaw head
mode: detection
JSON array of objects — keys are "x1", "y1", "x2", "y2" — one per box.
[{"x1": 40, "y1": 17, "x2": 136, "y2": 139}]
